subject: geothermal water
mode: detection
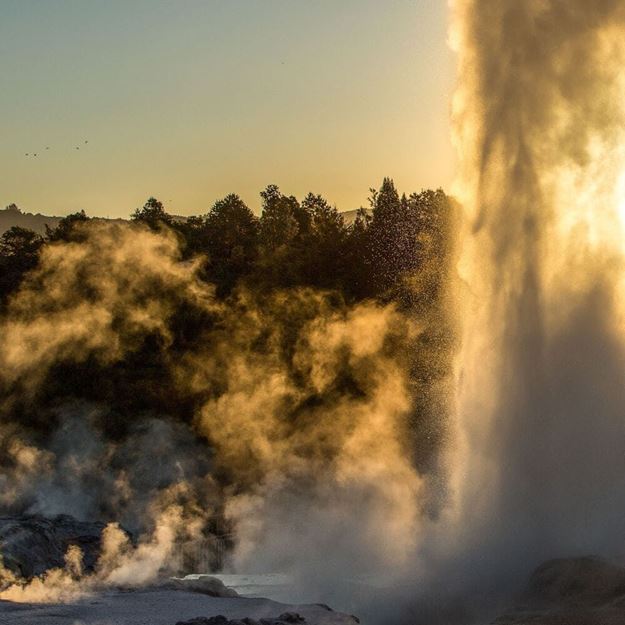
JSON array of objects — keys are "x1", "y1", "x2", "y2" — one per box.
[{"x1": 4, "y1": 2, "x2": 625, "y2": 625}]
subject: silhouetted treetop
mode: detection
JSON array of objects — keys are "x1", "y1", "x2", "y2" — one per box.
[
  {"x1": 0, "y1": 226, "x2": 43, "y2": 304},
  {"x1": 45, "y1": 210, "x2": 90, "y2": 243},
  {"x1": 132, "y1": 197, "x2": 174, "y2": 231},
  {"x1": 0, "y1": 226, "x2": 42, "y2": 258},
  {"x1": 203, "y1": 194, "x2": 259, "y2": 295},
  {"x1": 259, "y1": 185, "x2": 301, "y2": 250}
]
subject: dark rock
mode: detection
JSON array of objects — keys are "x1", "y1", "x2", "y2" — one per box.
[
  {"x1": 166, "y1": 575, "x2": 239, "y2": 598},
  {"x1": 260, "y1": 615, "x2": 307, "y2": 625},
  {"x1": 495, "y1": 556, "x2": 625, "y2": 624},
  {"x1": 176, "y1": 615, "x2": 306, "y2": 625},
  {"x1": 521, "y1": 556, "x2": 625, "y2": 609},
  {"x1": 0, "y1": 514, "x2": 131, "y2": 578},
  {"x1": 175, "y1": 617, "x2": 229, "y2": 625},
  {"x1": 277, "y1": 613, "x2": 306, "y2": 623}
]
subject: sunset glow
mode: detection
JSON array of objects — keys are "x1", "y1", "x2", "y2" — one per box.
[{"x1": 1, "y1": 0, "x2": 454, "y2": 217}]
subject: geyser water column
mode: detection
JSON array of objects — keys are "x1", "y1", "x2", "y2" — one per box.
[{"x1": 449, "y1": 0, "x2": 625, "y2": 578}]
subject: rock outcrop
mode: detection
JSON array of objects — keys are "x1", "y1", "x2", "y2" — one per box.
[
  {"x1": 165, "y1": 575, "x2": 239, "y2": 598},
  {"x1": 0, "y1": 514, "x2": 130, "y2": 578},
  {"x1": 495, "y1": 556, "x2": 625, "y2": 624}
]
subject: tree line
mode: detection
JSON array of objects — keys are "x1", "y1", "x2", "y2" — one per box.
[
  {"x1": 1, "y1": 179, "x2": 450, "y2": 307},
  {"x1": 0, "y1": 180, "x2": 455, "y2": 478}
]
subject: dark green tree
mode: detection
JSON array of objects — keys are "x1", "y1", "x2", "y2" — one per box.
[
  {"x1": 132, "y1": 197, "x2": 174, "y2": 231},
  {"x1": 177, "y1": 215, "x2": 210, "y2": 260},
  {"x1": 299, "y1": 193, "x2": 348, "y2": 290},
  {"x1": 204, "y1": 194, "x2": 259, "y2": 294},
  {"x1": 0, "y1": 226, "x2": 43, "y2": 303},
  {"x1": 343, "y1": 207, "x2": 373, "y2": 299},
  {"x1": 258, "y1": 185, "x2": 301, "y2": 251},
  {"x1": 45, "y1": 210, "x2": 90, "y2": 243},
  {"x1": 368, "y1": 178, "x2": 410, "y2": 295},
  {"x1": 255, "y1": 185, "x2": 306, "y2": 287}
]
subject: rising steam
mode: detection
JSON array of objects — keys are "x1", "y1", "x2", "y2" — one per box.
[
  {"x1": 0, "y1": 505, "x2": 200, "y2": 603},
  {"x1": 351, "y1": 3, "x2": 625, "y2": 623},
  {"x1": 437, "y1": 0, "x2": 625, "y2": 614},
  {"x1": 2, "y1": 3, "x2": 624, "y2": 623},
  {"x1": 0, "y1": 219, "x2": 432, "y2": 609}
]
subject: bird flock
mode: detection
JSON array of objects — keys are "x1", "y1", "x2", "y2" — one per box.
[{"x1": 25, "y1": 140, "x2": 89, "y2": 158}]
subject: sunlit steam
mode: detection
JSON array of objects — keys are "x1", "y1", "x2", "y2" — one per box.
[
  {"x1": 445, "y1": 0, "x2": 625, "y2": 602},
  {"x1": 0, "y1": 219, "x2": 433, "y2": 609},
  {"x1": 3, "y1": 3, "x2": 625, "y2": 622},
  {"x1": 0, "y1": 504, "x2": 199, "y2": 603}
]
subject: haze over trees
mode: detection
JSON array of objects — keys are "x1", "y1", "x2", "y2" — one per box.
[
  {"x1": 0, "y1": 179, "x2": 455, "y2": 527},
  {"x1": 0, "y1": 180, "x2": 453, "y2": 307}
]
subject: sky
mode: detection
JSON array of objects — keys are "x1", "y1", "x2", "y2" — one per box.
[{"x1": 0, "y1": 0, "x2": 455, "y2": 218}]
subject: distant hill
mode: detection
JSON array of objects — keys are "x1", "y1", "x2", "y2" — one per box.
[
  {"x1": 0, "y1": 205, "x2": 63, "y2": 235},
  {"x1": 341, "y1": 208, "x2": 371, "y2": 225},
  {"x1": 0, "y1": 204, "x2": 132, "y2": 236}
]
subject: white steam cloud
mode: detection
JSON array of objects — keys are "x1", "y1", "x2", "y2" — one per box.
[
  {"x1": 5, "y1": 5, "x2": 622, "y2": 621},
  {"x1": 399, "y1": 2, "x2": 625, "y2": 622},
  {"x1": 0, "y1": 220, "x2": 437, "y2": 615}
]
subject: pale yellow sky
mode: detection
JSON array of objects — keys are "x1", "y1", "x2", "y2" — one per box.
[{"x1": 1, "y1": 1, "x2": 455, "y2": 218}]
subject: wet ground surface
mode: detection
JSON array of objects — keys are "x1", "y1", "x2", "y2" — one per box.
[{"x1": 0, "y1": 587, "x2": 359, "y2": 625}]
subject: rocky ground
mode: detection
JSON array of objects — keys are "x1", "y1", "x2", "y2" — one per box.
[
  {"x1": 493, "y1": 556, "x2": 625, "y2": 625},
  {"x1": 0, "y1": 515, "x2": 359, "y2": 625},
  {"x1": 0, "y1": 515, "x2": 131, "y2": 577},
  {"x1": 0, "y1": 587, "x2": 359, "y2": 625},
  {"x1": 4, "y1": 516, "x2": 625, "y2": 624}
]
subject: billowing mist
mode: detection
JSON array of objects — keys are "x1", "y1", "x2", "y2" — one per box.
[
  {"x1": 419, "y1": 0, "x2": 625, "y2": 621},
  {"x1": 4, "y1": 2, "x2": 625, "y2": 624},
  {"x1": 0, "y1": 209, "x2": 454, "y2": 615}
]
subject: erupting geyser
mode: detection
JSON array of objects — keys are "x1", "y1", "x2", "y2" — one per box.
[
  {"x1": 4, "y1": 2, "x2": 625, "y2": 624},
  {"x1": 447, "y1": 0, "x2": 625, "y2": 596},
  {"x1": 234, "y1": 2, "x2": 625, "y2": 620}
]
